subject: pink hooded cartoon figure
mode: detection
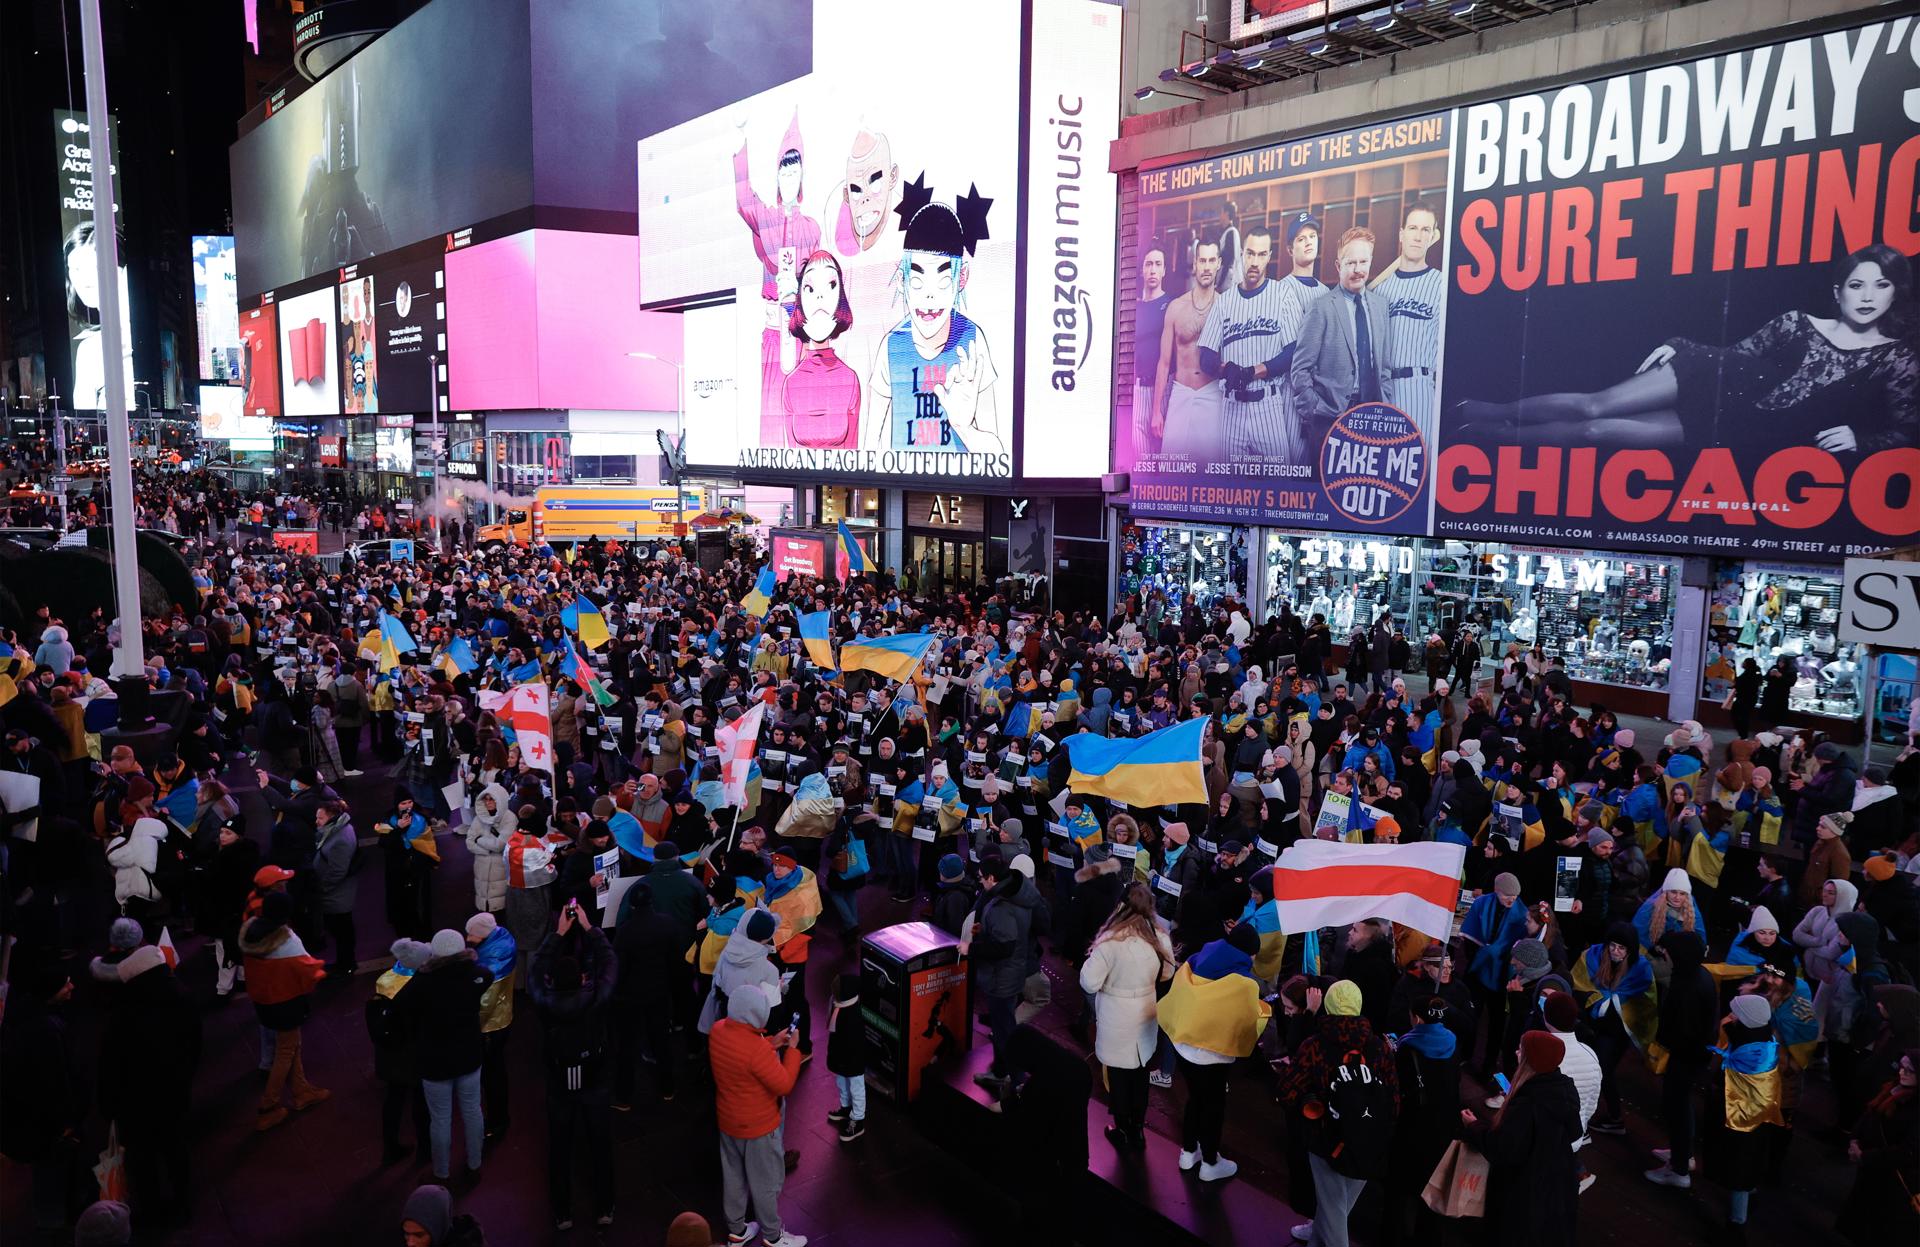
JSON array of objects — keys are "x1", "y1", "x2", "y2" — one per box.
[
  {"x1": 782, "y1": 250, "x2": 860, "y2": 450},
  {"x1": 734, "y1": 108, "x2": 822, "y2": 443}
]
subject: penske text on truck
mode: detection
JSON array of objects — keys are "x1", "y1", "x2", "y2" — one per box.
[{"x1": 476, "y1": 487, "x2": 706, "y2": 548}]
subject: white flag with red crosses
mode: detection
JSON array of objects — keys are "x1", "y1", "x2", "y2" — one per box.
[
  {"x1": 714, "y1": 700, "x2": 766, "y2": 807},
  {"x1": 481, "y1": 681, "x2": 555, "y2": 775}
]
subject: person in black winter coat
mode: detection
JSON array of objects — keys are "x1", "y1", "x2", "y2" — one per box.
[
  {"x1": 1646, "y1": 928, "x2": 1718, "y2": 1188},
  {"x1": 1062, "y1": 846, "x2": 1127, "y2": 963},
  {"x1": 1379, "y1": 993, "x2": 1461, "y2": 1247},
  {"x1": 0, "y1": 968, "x2": 86, "y2": 1237},
  {"x1": 929, "y1": 855, "x2": 979, "y2": 939},
  {"x1": 611, "y1": 881, "x2": 689, "y2": 1105},
  {"x1": 98, "y1": 949, "x2": 203, "y2": 1230},
  {"x1": 398, "y1": 929, "x2": 495, "y2": 1182},
  {"x1": 825, "y1": 973, "x2": 870, "y2": 1142},
  {"x1": 1460, "y1": 1029, "x2": 1583, "y2": 1247},
  {"x1": 205, "y1": 826, "x2": 262, "y2": 997},
  {"x1": 1340, "y1": 918, "x2": 1401, "y2": 1034},
  {"x1": 528, "y1": 903, "x2": 618, "y2": 1231}
]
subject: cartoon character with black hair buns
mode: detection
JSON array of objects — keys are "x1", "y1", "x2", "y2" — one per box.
[{"x1": 865, "y1": 175, "x2": 1003, "y2": 458}]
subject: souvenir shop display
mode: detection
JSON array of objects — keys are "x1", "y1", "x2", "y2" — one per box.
[
  {"x1": 1118, "y1": 520, "x2": 1248, "y2": 616},
  {"x1": 1705, "y1": 563, "x2": 1864, "y2": 719}
]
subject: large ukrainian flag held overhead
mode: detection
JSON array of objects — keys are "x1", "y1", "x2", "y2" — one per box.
[
  {"x1": 741, "y1": 565, "x2": 776, "y2": 618},
  {"x1": 838, "y1": 632, "x2": 938, "y2": 682},
  {"x1": 1061, "y1": 716, "x2": 1208, "y2": 807},
  {"x1": 837, "y1": 520, "x2": 868, "y2": 577},
  {"x1": 797, "y1": 611, "x2": 837, "y2": 671}
]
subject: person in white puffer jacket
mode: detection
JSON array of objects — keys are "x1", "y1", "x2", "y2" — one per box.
[
  {"x1": 107, "y1": 815, "x2": 168, "y2": 908},
  {"x1": 464, "y1": 783, "x2": 516, "y2": 914}
]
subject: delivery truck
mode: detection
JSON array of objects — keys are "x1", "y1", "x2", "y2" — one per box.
[{"x1": 476, "y1": 486, "x2": 705, "y2": 549}]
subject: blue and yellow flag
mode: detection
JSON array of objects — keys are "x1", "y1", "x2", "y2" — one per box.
[
  {"x1": 837, "y1": 520, "x2": 868, "y2": 577},
  {"x1": 741, "y1": 565, "x2": 776, "y2": 618},
  {"x1": 506, "y1": 657, "x2": 543, "y2": 684},
  {"x1": 438, "y1": 636, "x2": 478, "y2": 681},
  {"x1": 377, "y1": 611, "x2": 416, "y2": 654},
  {"x1": 839, "y1": 632, "x2": 938, "y2": 682},
  {"x1": 1060, "y1": 716, "x2": 1208, "y2": 807},
  {"x1": 563, "y1": 594, "x2": 610, "y2": 650},
  {"x1": 1004, "y1": 701, "x2": 1033, "y2": 739},
  {"x1": 797, "y1": 611, "x2": 837, "y2": 671},
  {"x1": 1238, "y1": 894, "x2": 1288, "y2": 983}
]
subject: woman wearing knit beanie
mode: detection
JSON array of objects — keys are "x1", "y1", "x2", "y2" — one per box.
[{"x1": 1460, "y1": 1030, "x2": 1583, "y2": 1245}]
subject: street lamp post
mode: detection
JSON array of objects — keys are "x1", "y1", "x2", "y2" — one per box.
[
  {"x1": 626, "y1": 350, "x2": 685, "y2": 547},
  {"x1": 45, "y1": 389, "x2": 69, "y2": 532}
]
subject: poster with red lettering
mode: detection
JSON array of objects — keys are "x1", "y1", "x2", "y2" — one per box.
[{"x1": 1439, "y1": 18, "x2": 1920, "y2": 557}]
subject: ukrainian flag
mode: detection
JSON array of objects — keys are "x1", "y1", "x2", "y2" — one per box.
[
  {"x1": 1060, "y1": 716, "x2": 1208, "y2": 807},
  {"x1": 741, "y1": 565, "x2": 776, "y2": 618},
  {"x1": 1238, "y1": 894, "x2": 1288, "y2": 984},
  {"x1": 798, "y1": 611, "x2": 837, "y2": 670},
  {"x1": 839, "y1": 632, "x2": 938, "y2": 682},
  {"x1": 438, "y1": 636, "x2": 478, "y2": 681},
  {"x1": 1716, "y1": 1038, "x2": 1787, "y2": 1131},
  {"x1": 564, "y1": 594, "x2": 610, "y2": 650},
  {"x1": 506, "y1": 658, "x2": 543, "y2": 683},
  {"x1": 1065, "y1": 806, "x2": 1102, "y2": 853},
  {"x1": 1004, "y1": 701, "x2": 1033, "y2": 739},
  {"x1": 837, "y1": 520, "x2": 868, "y2": 576}
]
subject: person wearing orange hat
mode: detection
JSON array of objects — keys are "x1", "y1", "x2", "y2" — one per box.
[{"x1": 1459, "y1": 1030, "x2": 1583, "y2": 1244}]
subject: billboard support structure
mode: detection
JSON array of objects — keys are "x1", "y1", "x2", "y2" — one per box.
[{"x1": 79, "y1": 0, "x2": 144, "y2": 685}]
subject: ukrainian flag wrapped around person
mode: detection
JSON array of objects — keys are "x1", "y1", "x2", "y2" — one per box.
[{"x1": 1157, "y1": 927, "x2": 1272, "y2": 1059}]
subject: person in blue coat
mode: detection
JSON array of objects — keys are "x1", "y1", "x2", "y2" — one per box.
[
  {"x1": 1457, "y1": 871, "x2": 1530, "y2": 1077},
  {"x1": 1341, "y1": 725, "x2": 1395, "y2": 780}
]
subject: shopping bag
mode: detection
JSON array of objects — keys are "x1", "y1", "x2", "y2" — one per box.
[
  {"x1": 1645, "y1": 1040, "x2": 1671, "y2": 1076},
  {"x1": 1420, "y1": 1139, "x2": 1488, "y2": 1218},
  {"x1": 93, "y1": 1122, "x2": 127, "y2": 1203}
]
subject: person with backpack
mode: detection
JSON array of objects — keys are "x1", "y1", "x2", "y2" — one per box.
[
  {"x1": 528, "y1": 896, "x2": 618, "y2": 1232},
  {"x1": 1278, "y1": 978, "x2": 1399, "y2": 1246},
  {"x1": 311, "y1": 798, "x2": 360, "y2": 976},
  {"x1": 1458, "y1": 1030, "x2": 1584, "y2": 1246},
  {"x1": 367, "y1": 938, "x2": 433, "y2": 1165},
  {"x1": 107, "y1": 814, "x2": 169, "y2": 937}
]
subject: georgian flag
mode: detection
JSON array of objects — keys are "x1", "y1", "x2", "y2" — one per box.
[
  {"x1": 480, "y1": 681, "x2": 556, "y2": 775},
  {"x1": 714, "y1": 700, "x2": 766, "y2": 807}
]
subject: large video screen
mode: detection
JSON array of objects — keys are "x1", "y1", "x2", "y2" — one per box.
[
  {"x1": 528, "y1": 0, "x2": 813, "y2": 217},
  {"x1": 227, "y1": 0, "x2": 534, "y2": 297},
  {"x1": 376, "y1": 427, "x2": 414, "y2": 473},
  {"x1": 371, "y1": 257, "x2": 444, "y2": 415},
  {"x1": 198, "y1": 383, "x2": 273, "y2": 441},
  {"x1": 276, "y1": 285, "x2": 340, "y2": 417},
  {"x1": 1122, "y1": 14, "x2": 1920, "y2": 558},
  {"x1": 339, "y1": 274, "x2": 379, "y2": 414},
  {"x1": 194, "y1": 235, "x2": 242, "y2": 381},
  {"x1": 644, "y1": 0, "x2": 1022, "y2": 482},
  {"x1": 237, "y1": 303, "x2": 280, "y2": 418},
  {"x1": 55, "y1": 110, "x2": 132, "y2": 413}
]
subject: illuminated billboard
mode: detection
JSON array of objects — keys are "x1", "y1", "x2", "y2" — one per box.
[
  {"x1": 194, "y1": 235, "x2": 242, "y2": 381},
  {"x1": 277, "y1": 285, "x2": 340, "y2": 417},
  {"x1": 198, "y1": 383, "x2": 274, "y2": 441},
  {"x1": 237, "y1": 302, "x2": 281, "y2": 419},
  {"x1": 55, "y1": 110, "x2": 132, "y2": 412}
]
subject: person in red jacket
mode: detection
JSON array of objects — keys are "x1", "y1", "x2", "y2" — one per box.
[
  {"x1": 239, "y1": 890, "x2": 328, "y2": 1130},
  {"x1": 707, "y1": 986, "x2": 807, "y2": 1247}
]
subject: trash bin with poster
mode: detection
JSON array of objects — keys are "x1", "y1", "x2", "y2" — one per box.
[{"x1": 860, "y1": 921, "x2": 970, "y2": 1104}]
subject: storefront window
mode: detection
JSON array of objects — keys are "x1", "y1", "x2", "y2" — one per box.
[
  {"x1": 1704, "y1": 562, "x2": 1864, "y2": 719},
  {"x1": 1118, "y1": 521, "x2": 1248, "y2": 615},
  {"x1": 1263, "y1": 532, "x2": 1678, "y2": 691}
]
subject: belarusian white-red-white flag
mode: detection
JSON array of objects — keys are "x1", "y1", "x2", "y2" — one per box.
[
  {"x1": 1270, "y1": 840, "x2": 1467, "y2": 942},
  {"x1": 480, "y1": 682, "x2": 556, "y2": 774},
  {"x1": 714, "y1": 700, "x2": 766, "y2": 806},
  {"x1": 157, "y1": 926, "x2": 178, "y2": 969}
]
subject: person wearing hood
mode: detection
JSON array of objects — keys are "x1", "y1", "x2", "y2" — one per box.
[
  {"x1": 106, "y1": 814, "x2": 169, "y2": 934},
  {"x1": 928, "y1": 853, "x2": 979, "y2": 939},
  {"x1": 1063, "y1": 843, "x2": 1128, "y2": 966},
  {"x1": 708, "y1": 982, "x2": 806, "y2": 1247},
  {"x1": 1458, "y1": 871, "x2": 1529, "y2": 1076},
  {"x1": 33, "y1": 624, "x2": 73, "y2": 674},
  {"x1": 699, "y1": 908, "x2": 782, "y2": 1035},
  {"x1": 1646, "y1": 929, "x2": 1716, "y2": 1188},
  {"x1": 1078, "y1": 880, "x2": 1174, "y2": 1151},
  {"x1": 464, "y1": 783, "x2": 517, "y2": 916},
  {"x1": 1459, "y1": 1030, "x2": 1583, "y2": 1246},
  {"x1": 1830, "y1": 912, "x2": 1894, "y2": 1108},
  {"x1": 400, "y1": 927, "x2": 495, "y2": 1182},
  {"x1": 98, "y1": 944, "x2": 202, "y2": 1229},
  {"x1": 399, "y1": 1183, "x2": 487, "y2": 1247},
  {"x1": 240, "y1": 890, "x2": 330, "y2": 1131},
  {"x1": 529, "y1": 897, "x2": 619, "y2": 1232},
  {"x1": 963, "y1": 855, "x2": 1046, "y2": 1103},
  {"x1": 1279, "y1": 977, "x2": 1396, "y2": 1243},
  {"x1": 1800, "y1": 811, "x2": 1855, "y2": 909},
  {"x1": 368, "y1": 939, "x2": 434, "y2": 1165},
  {"x1": 1379, "y1": 994, "x2": 1460, "y2": 1247},
  {"x1": 1794, "y1": 876, "x2": 1861, "y2": 993},
  {"x1": 1157, "y1": 924, "x2": 1270, "y2": 1182}
]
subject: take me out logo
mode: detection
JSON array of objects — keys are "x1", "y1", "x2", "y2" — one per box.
[{"x1": 1047, "y1": 94, "x2": 1094, "y2": 392}]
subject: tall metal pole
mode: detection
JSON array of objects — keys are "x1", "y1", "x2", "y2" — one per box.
[
  {"x1": 429, "y1": 350, "x2": 442, "y2": 544},
  {"x1": 79, "y1": 0, "x2": 144, "y2": 680},
  {"x1": 49, "y1": 390, "x2": 69, "y2": 532}
]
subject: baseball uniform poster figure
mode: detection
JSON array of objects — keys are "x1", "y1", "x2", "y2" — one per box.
[
  {"x1": 1131, "y1": 245, "x2": 1171, "y2": 462},
  {"x1": 1199, "y1": 223, "x2": 1305, "y2": 463},
  {"x1": 781, "y1": 250, "x2": 862, "y2": 450},
  {"x1": 1151, "y1": 235, "x2": 1224, "y2": 463},
  {"x1": 340, "y1": 276, "x2": 378, "y2": 415},
  {"x1": 833, "y1": 129, "x2": 900, "y2": 257},
  {"x1": 1449, "y1": 244, "x2": 1916, "y2": 457},
  {"x1": 1370, "y1": 201, "x2": 1443, "y2": 455},
  {"x1": 734, "y1": 109, "x2": 822, "y2": 445},
  {"x1": 865, "y1": 175, "x2": 1003, "y2": 458},
  {"x1": 1290, "y1": 226, "x2": 1397, "y2": 448}
]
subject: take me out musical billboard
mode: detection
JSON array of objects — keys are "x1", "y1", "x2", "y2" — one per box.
[{"x1": 1123, "y1": 16, "x2": 1920, "y2": 557}]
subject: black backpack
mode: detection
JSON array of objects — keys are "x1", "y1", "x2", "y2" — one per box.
[{"x1": 1313, "y1": 1047, "x2": 1396, "y2": 1178}]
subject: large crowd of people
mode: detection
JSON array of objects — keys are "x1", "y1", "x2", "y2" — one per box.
[{"x1": 0, "y1": 475, "x2": 1916, "y2": 1246}]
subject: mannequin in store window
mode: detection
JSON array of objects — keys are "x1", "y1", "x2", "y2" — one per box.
[
  {"x1": 1332, "y1": 589, "x2": 1356, "y2": 636},
  {"x1": 1591, "y1": 616, "x2": 1621, "y2": 653},
  {"x1": 1819, "y1": 656, "x2": 1861, "y2": 707},
  {"x1": 1307, "y1": 589, "x2": 1334, "y2": 629},
  {"x1": 1509, "y1": 604, "x2": 1537, "y2": 646}
]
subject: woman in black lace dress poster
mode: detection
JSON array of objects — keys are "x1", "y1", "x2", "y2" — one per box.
[{"x1": 1453, "y1": 244, "x2": 1916, "y2": 453}]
